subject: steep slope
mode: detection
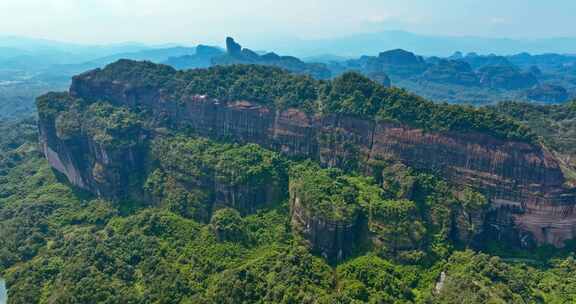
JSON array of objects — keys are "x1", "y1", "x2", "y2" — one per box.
[
  {"x1": 37, "y1": 60, "x2": 576, "y2": 248},
  {"x1": 212, "y1": 37, "x2": 332, "y2": 79},
  {"x1": 6, "y1": 115, "x2": 576, "y2": 303}
]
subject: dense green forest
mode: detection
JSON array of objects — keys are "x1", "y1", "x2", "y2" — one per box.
[
  {"x1": 1, "y1": 61, "x2": 576, "y2": 303},
  {"x1": 85, "y1": 61, "x2": 535, "y2": 143},
  {"x1": 489, "y1": 101, "x2": 576, "y2": 184},
  {"x1": 491, "y1": 101, "x2": 576, "y2": 156},
  {"x1": 1, "y1": 115, "x2": 576, "y2": 303},
  {"x1": 2, "y1": 4, "x2": 576, "y2": 301}
]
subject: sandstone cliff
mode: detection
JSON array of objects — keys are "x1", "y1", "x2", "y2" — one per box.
[
  {"x1": 37, "y1": 93, "x2": 149, "y2": 199},
  {"x1": 290, "y1": 192, "x2": 362, "y2": 263},
  {"x1": 288, "y1": 164, "x2": 366, "y2": 263},
  {"x1": 38, "y1": 61, "x2": 576, "y2": 248}
]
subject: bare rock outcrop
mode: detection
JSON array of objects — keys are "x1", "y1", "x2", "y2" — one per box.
[
  {"x1": 37, "y1": 62, "x2": 576, "y2": 248},
  {"x1": 288, "y1": 168, "x2": 363, "y2": 263},
  {"x1": 37, "y1": 94, "x2": 148, "y2": 200}
]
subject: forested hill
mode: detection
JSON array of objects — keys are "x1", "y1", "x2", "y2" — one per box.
[
  {"x1": 491, "y1": 101, "x2": 576, "y2": 156},
  {"x1": 0, "y1": 60, "x2": 576, "y2": 303},
  {"x1": 74, "y1": 60, "x2": 535, "y2": 143},
  {"x1": 3, "y1": 36, "x2": 576, "y2": 121}
]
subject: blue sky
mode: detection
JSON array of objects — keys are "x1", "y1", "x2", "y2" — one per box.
[{"x1": 0, "y1": 0, "x2": 574, "y2": 44}]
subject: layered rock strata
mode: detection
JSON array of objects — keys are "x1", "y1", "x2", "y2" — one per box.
[
  {"x1": 289, "y1": 193, "x2": 361, "y2": 263},
  {"x1": 38, "y1": 64, "x2": 576, "y2": 247}
]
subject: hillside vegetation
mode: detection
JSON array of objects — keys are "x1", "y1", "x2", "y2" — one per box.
[
  {"x1": 0, "y1": 61, "x2": 574, "y2": 303},
  {"x1": 86, "y1": 60, "x2": 535, "y2": 142},
  {"x1": 0, "y1": 116, "x2": 575, "y2": 303}
]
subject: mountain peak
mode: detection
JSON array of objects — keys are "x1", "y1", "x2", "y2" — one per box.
[{"x1": 226, "y1": 37, "x2": 242, "y2": 55}]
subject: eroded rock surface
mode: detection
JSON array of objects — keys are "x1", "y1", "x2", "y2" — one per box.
[
  {"x1": 38, "y1": 99, "x2": 148, "y2": 199},
  {"x1": 290, "y1": 194, "x2": 361, "y2": 263},
  {"x1": 38, "y1": 62, "x2": 576, "y2": 247}
]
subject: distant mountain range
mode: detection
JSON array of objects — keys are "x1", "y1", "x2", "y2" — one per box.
[
  {"x1": 242, "y1": 31, "x2": 576, "y2": 57},
  {"x1": 0, "y1": 35, "x2": 196, "y2": 69},
  {"x1": 2, "y1": 33, "x2": 576, "y2": 120},
  {"x1": 4, "y1": 31, "x2": 576, "y2": 61},
  {"x1": 162, "y1": 38, "x2": 576, "y2": 104}
]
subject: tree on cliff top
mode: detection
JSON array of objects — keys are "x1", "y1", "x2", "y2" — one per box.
[{"x1": 73, "y1": 60, "x2": 536, "y2": 142}]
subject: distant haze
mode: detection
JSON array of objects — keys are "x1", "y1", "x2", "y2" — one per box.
[{"x1": 1, "y1": 0, "x2": 576, "y2": 56}]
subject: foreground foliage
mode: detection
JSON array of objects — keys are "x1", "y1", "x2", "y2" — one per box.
[{"x1": 1, "y1": 117, "x2": 576, "y2": 304}]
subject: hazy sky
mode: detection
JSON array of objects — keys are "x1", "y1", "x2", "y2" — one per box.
[{"x1": 1, "y1": 0, "x2": 574, "y2": 45}]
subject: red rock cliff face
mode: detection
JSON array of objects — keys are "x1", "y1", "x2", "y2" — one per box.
[{"x1": 53, "y1": 71, "x2": 576, "y2": 247}]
